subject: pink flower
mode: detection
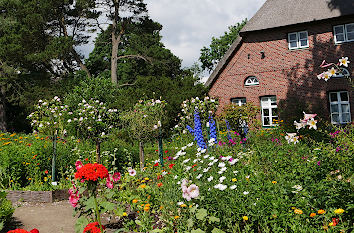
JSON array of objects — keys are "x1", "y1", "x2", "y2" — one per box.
[
  {"x1": 301, "y1": 112, "x2": 317, "y2": 123},
  {"x1": 75, "y1": 160, "x2": 83, "y2": 170},
  {"x1": 187, "y1": 184, "x2": 200, "y2": 199},
  {"x1": 68, "y1": 184, "x2": 80, "y2": 207},
  {"x1": 128, "y1": 167, "x2": 136, "y2": 176},
  {"x1": 106, "y1": 175, "x2": 114, "y2": 189},
  {"x1": 112, "y1": 172, "x2": 121, "y2": 182},
  {"x1": 181, "y1": 180, "x2": 199, "y2": 201}
]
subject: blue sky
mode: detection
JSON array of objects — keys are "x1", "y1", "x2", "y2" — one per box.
[{"x1": 78, "y1": 0, "x2": 266, "y2": 69}]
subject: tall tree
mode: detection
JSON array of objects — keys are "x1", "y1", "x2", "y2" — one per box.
[
  {"x1": 94, "y1": 0, "x2": 148, "y2": 84},
  {"x1": 199, "y1": 19, "x2": 247, "y2": 72},
  {"x1": 86, "y1": 17, "x2": 182, "y2": 84}
]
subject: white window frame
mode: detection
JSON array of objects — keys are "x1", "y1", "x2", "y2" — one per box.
[
  {"x1": 231, "y1": 97, "x2": 246, "y2": 106},
  {"x1": 329, "y1": 91, "x2": 351, "y2": 124},
  {"x1": 261, "y1": 96, "x2": 278, "y2": 127},
  {"x1": 331, "y1": 68, "x2": 350, "y2": 78},
  {"x1": 288, "y1": 31, "x2": 309, "y2": 49},
  {"x1": 334, "y1": 23, "x2": 354, "y2": 44},
  {"x1": 244, "y1": 76, "x2": 259, "y2": 86}
]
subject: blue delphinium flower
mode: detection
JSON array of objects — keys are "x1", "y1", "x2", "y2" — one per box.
[
  {"x1": 225, "y1": 119, "x2": 232, "y2": 140},
  {"x1": 209, "y1": 115, "x2": 218, "y2": 144},
  {"x1": 194, "y1": 111, "x2": 206, "y2": 149},
  {"x1": 186, "y1": 125, "x2": 194, "y2": 135}
]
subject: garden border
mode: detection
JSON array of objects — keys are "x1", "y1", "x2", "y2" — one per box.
[{"x1": 5, "y1": 189, "x2": 69, "y2": 203}]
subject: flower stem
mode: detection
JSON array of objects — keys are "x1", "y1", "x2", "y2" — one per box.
[{"x1": 93, "y1": 190, "x2": 103, "y2": 232}]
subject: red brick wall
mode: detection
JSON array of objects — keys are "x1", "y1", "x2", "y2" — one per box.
[{"x1": 209, "y1": 17, "x2": 354, "y2": 124}]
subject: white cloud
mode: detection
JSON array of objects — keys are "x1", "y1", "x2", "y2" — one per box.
[{"x1": 78, "y1": 0, "x2": 267, "y2": 69}]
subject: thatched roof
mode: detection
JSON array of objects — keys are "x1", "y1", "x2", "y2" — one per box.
[
  {"x1": 205, "y1": 0, "x2": 354, "y2": 87},
  {"x1": 241, "y1": 0, "x2": 354, "y2": 33}
]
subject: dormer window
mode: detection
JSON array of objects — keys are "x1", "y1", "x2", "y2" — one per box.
[
  {"x1": 288, "y1": 31, "x2": 309, "y2": 49},
  {"x1": 245, "y1": 76, "x2": 259, "y2": 86},
  {"x1": 334, "y1": 23, "x2": 354, "y2": 44}
]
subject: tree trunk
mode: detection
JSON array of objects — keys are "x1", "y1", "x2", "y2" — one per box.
[
  {"x1": 96, "y1": 140, "x2": 101, "y2": 163},
  {"x1": 139, "y1": 141, "x2": 145, "y2": 170},
  {"x1": 111, "y1": 0, "x2": 123, "y2": 84},
  {"x1": 0, "y1": 86, "x2": 7, "y2": 132}
]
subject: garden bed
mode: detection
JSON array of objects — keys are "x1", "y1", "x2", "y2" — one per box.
[{"x1": 5, "y1": 189, "x2": 69, "y2": 203}]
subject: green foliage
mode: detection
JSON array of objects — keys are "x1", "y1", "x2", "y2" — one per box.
[
  {"x1": 121, "y1": 99, "x2": 166, "y2": 142},
  {"x1": 0, "y1": 191, "x2": 14, "y2": 229},
  {"x1": 86, "y1": 18, "x2": 182, "y2": 82},
  {"x1": 218, "y1": 103, "x2": 261, "y2": 131},
  {"x1": 199, "y1": 19, "x2": 247, "y2": 72}
]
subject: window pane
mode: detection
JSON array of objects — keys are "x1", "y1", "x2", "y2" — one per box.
[
  {"x1": 342, "y1": 113, "x2": 351, "y2": 122},
  {"x1": 263, "y1": 117, "x2": 270, "y2": 126},
  {"x1": 299, "y1": 32, "x2": 307, "y2": 39},
  {"x1": 335, "y1": 34, "x2": 345, "y2": 42},
  {"x1": 347, "y1": 32, "x2": 354, "y2": 41},
  {"x1": 330, "y1": 93, "x2": 338, "y2": 102},
  {"x1": 270, "y1": 96, "x2": 276, "y2": 102},
  {"x1": 272, "y1": 117, "x2": 278, "y2": 124},
  {"x1": 289, "y1": 33, "x2": 297, "y2": 41},
  {"x1": 272, "y1": 108, "x2": 278, "y2": 116},
  {"x1": 331, "y1": 104, "x2": 339, "y2": 113},
  {"x1": 341, "y1": 104, "x2": 350, "y2": 113},
  {"x1": 289, "y1": 41, "x2": 298, "y2": 48},
  {"x1": 346, "y1": 24, "x2": 354, "y2": 33},
  {"x1": 300, "y1": 39, "x2": 308, "y2": 47},
  {"x1": 340, "y1": 92, "x2": 349, "y2": 101},
  {"x1": 334, "y1": 25, "x2": 344, "y2": 34},
  {"x1": 261, "y1": 97, "x2": 269, "y2": 103},
  {"x1": 263, "y1": 108, "x2": 270, "y2": 116},
  {"x1": 332, "y1": 114, "x2": 339, "y2": 123}
]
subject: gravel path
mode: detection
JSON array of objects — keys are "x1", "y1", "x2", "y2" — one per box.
[{"x1": 2, "y1": 201, "x2": 76, "y2": 233}]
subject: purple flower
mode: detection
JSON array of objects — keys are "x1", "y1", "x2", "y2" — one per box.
[{"x1": 317, "y1": 161, "x2": 321, "y2": 166}]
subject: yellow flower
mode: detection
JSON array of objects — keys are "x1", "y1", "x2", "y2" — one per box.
[
  {"x1": 122, "y1": 212, "x2": 128, "y2": 217},
  {"x1": 10, "y1": 133, "x2": 16, "y2": 137},
  {"x1": 132, "y1": 199, "x2": 138, "y2": 203},
  {"x1": 28, "y1": 178, "x2": 32, "y2": 181},
  {"x1": 145, "y1": 203, "x2": 150, "y2": 207},
  {"x1": 144, "y1": 177, "x2": 149, "y2": 181},
  {"x1": 242, "y1": 216, "x2": 248, "y2": 221},
  {"x1": 143, "y1": 206, "x2": 150, "y2": 212},
  {"x1": 310, "y1": 213, "x2": 316, "y2": 217},
  {"x1": 272, "y1": 181, "x2": 277, "y2": 184},
  {"x1": 44, "y1": 177, "x2": 48, "y2": 182},
  {"x1": 159, "y1": 206, "x2": 163, "y2": 210},
  {"x1": 329, "y1": 222, "x2": 334, "y2": 226},
  {"x1": 232, "y1": 178, "x2": 237, "y2": 182},
  {"x1": 291, "y1": 207, "x2": 296, "y2": 210},
  {"x1": 294, "y1": 209, "x2": 303, "y2": 214},
  {"x1": 180, "y1": 204, "x2": 187, "y2": 208},
  {"x1": 174, "y1": 216, "x2": 180, "y2": 219},
  {"x1": 334, "y1": 208, "x2": 344, "y2": 214},
  {"x1": 318, "y1": 209, "x2": 326, "y2": 215},
  {"x1": 3, "y1": 142, "x2": 11, "y2": 145},
  {"x1": 140, "y1": 184, "x2": 146, "y2": 189}
]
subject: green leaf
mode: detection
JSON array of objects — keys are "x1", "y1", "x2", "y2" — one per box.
[
  {"x1": 83, "y1": 196, "x2": 95, "y2": 211},
  {"x1": 191, "y1": 229, "x2": 206, "y2": 233},
  {"x1": 189, "y1": 205, "x2": 197, "y2": 213},
  {"x1": 150, "y1": 229, "x2": 163, "y2": 233},
  {"x1": 0, "y1": 221, "x2": 4, "y2": 231},
  {"x1": 75, "y1": 216, "x2": 89, "y2": 233},
  {"x1": 195, "y1": 208, "x2": 208, "y2": 220},
  {"x1": 208, "y1": 216, "x2": 220, "y2": 223},
  {"x1": 135, "y1": 219, "x2": 142, "y2": 226},
  {"x1": 187, "y1": 218, "x2": 194, "y2": 228},
  {"x1": 211, "y1": 228, "x2": 226, "y2": 233},
  {"x1": 100, "y1": 201, "x2": 115, "y2": 212}
]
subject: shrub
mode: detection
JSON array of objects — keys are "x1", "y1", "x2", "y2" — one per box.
[{"x1": 0, "y1": 191, "x2": 14, "y2": 231}]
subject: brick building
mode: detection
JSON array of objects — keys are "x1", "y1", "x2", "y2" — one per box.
[{"x1": 206, "y1": 0, "x2": 354, "y2": 127}]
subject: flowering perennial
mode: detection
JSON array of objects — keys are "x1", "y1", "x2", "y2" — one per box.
[
  {"x1": 83, "y1": 222, "x2": 104, "y2": 233},
  {"x1": 209, "y1": 115, "x2": 218, "y2": 144},
  {"x1": 193, "y1": 111, "x2": 206, "y2": 149},
  {"x1": 75, "y1": 163, "x2": 109, "y2": 182}
]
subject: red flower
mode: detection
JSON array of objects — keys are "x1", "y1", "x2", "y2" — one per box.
[
  {"x1": 157, "y1": 175, "x2": 162, "y2": 180},
  {"x1": 7, "y1": 229, "x2": 39, "y2": 233},
  {"x1": 164, "y1": 150, "x2": 168, "y2": 153},
  {"x1": 74, "y1": 163, "x2": 108, "y2": 182},
  {"x1": 83, "y1": 222, "x2": 105, "y2": 233},
  {"x1": 168, "y1": 164, "x2": 175, "y2": 169},
  {"x1": 154, "y1": 163, "x2": 159, "y2": 167},
  {"x1": 155, "y1": 149, "x2": 158, "y2": 152},
  {"x1": 44, "y1": 170, "x2": 48, "y2": 174},
  {"x1": 85, "y1": 158, "x2": 88, "y2": 161},
  {"x1": 191, "y1": 164, "x2": 197, "y2": 168},
  {"x1": 332, "y1": 218, "x2": 339, "y2": 226},
  {"x1": 157, "y1": 182, "x2": 163, "y2": 187}
]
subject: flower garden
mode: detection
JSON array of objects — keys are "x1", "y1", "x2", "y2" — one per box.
[{"x1": 0, "y1": 59, "x2": 353, "y2": 233}]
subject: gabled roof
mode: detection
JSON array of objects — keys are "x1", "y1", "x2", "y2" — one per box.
[
  {"x1": 241, "y1": 0, "x2": 354, "y2": 33},
  {"x1": 205, "y1": 0, "x2": 354, "y2": 87}
]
